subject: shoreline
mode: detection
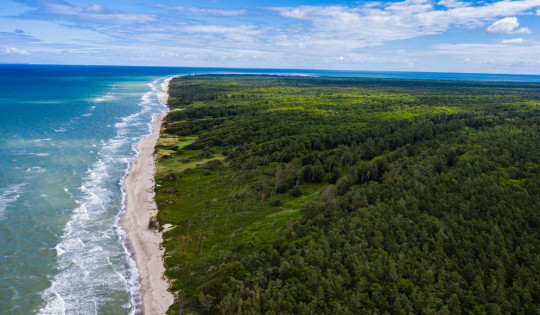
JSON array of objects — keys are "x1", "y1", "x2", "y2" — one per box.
[{"x1": 121, "y1": 78, "x2": 174, "y2": 314}]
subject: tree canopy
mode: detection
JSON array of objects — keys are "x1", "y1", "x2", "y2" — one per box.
[{"x1": 156, "y1": 75, "x2": 539, "y2": 314}]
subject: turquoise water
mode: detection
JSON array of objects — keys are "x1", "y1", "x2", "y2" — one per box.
[
  {"x1": 0, "y1": 65, "x2": 539, "y2": 314},
  {"x1": 0, "y1": 66, "x2": 176, "y2": 314}
]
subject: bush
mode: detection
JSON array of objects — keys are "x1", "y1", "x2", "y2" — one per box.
[
  {"x1": 291, "y1": 185, "x2": 302, "y2": 197},
  {"x1": 201, "y1": 159, "x2": 224, "y2": 170},
  {"x1": 159, "y1": 172, "x2": 178, "y2": 182},
  {"x1": 148, "y1": 216, "x2": 160, "y2": 230}
]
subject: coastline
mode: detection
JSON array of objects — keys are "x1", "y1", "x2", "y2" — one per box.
[{"x1": 121, "y1": 78, "x2": 174, "y2": 314}]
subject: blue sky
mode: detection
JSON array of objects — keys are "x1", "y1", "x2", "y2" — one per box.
[{"x1": 1, "y1": 0, "x2": 539, "y2": 74}]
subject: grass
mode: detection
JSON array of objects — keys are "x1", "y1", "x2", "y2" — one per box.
[{"x1": 155, "y1": 143, "x2": 323, "y2": 298}]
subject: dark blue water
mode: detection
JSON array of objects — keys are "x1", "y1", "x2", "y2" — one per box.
[
  {"x1": 0, "y1": 64, "x2": 538, "y2": 314},
  {"x1": 2, "y1": 64, "x2": 540, "y2": 82}
]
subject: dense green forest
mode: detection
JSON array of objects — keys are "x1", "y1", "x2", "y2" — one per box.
[{"x1": 154, "y1": 75, "x2": 539, "y2": 314}]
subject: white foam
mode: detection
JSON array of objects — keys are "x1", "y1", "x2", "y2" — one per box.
[
  {"x1": 93, "y1": 93, "x2": 114, "y2": 103},
  {"x1": 55, "y1": 244, "x2": 65, "y2": 256},
  {"x1": 26, "y1": 166, "x2": 46, "y2": 173},
  {"x1": 0, "y1": 183, "x2": 25, "y2": 219},
  {"x1": 39, "y1": 76, "x2": 172, "y2": 314},
  {"x1": 53, "y1": 128, "x2": 67, "y2": 133},
  {"x1": 158, "y1": 77, "x2": 172, "y2": 105},
  {"x1": 113, "y1": 76, "x2": 171, "y2": 313},
  {"x1": 38, "y1": 284, "x2": 66, "y2": 315}
]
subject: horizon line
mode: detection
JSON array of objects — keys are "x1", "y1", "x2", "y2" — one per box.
[{"x1": 2, "y1": 63, "x2": 540, "y2": 77}]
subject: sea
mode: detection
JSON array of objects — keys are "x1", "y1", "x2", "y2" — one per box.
[{"x1": 0, "y1": 64, "x2": 539, "y2": 314}]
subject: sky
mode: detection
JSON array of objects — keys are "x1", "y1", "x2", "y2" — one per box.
[{"x1": 1, "y1": 0, "x2": 539, "y2": 74}]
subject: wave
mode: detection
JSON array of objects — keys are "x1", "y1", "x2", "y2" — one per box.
[
  {"x1": 0, "y1": 183, "x2": 25, "y2": 219},
  {"x1": 26, "y1": 166, "x2": 46, "y2": 173},
  {"x1": 114, "y1": 76, "x2": 171, "y2": 313},
  {"x1": 93, "y1": 93, "x2": 115, "y2": 103},
  {"x1": 38, "y1": 77, "x2": 171, "y2": 314},
  {"x1": 11, "y1": 152, "x2": 50, "y2": 157}
]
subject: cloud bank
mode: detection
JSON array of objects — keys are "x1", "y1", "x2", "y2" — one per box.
[
  {"x1": 44, "y1": 2, "x2": 156, "y2": 24},
  {"x1": 4, "y1": 47, "x2": 30, "y2": 55},
  {"x1": 2, "y1": 0, "x2": 540, "y2": 73},
  {"x1": 272, "y1": 0, "x2": 539, "y2": 51}
]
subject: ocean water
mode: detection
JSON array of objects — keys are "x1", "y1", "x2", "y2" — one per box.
[
  {"x1": 0, "y1": 65, "x2": 180, "y2": 314},
  {"x1": 0, "y1": 65, "x2": 539, "y2": 314}
]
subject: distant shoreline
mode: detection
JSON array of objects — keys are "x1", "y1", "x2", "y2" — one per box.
[{"x1": 121, "y1": 77, "x2": 174, "y2": 314}]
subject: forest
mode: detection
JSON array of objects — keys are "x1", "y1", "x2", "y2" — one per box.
[{"x1": 154, "y1": 75, "x2": 539, "y2": 314}]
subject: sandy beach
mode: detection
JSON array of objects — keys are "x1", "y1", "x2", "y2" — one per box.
[{"x1": 121, "y1": 79, "x2": 174, "y2": 314}]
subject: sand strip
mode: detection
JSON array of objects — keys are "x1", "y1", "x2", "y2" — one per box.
[{"x1": 122, "y1": 83, "x2": 174, "y2": 314}]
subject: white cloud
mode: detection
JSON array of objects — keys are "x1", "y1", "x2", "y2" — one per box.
[
  {"x1": 501, "y1": 38, "x2": 524, "y2": 44},
  {"x1": 8, "y1": 0, "x2": 540, "y2": 73},
  {"x1": 517, "y1": 27, "x2": 532, "y2": 34},
  {"x1": 0, "y1": 30, "x2": 39, "y2": 44},
  {"x1": 437, "y1": 0, "x2": 468, "y2": 8},
  {"x1": 187, "y1": 7, "x2": 248, "y2": 16},
  {"x1": 156, "y1": 5, "x2": 247, "y2": 16},
  {"x1": 45, "y1": 3, "x2": 156, "y2": 24},
  {"x1": 272, "y1": 0, "x2": 540, "y2": 52},
  {"x1": 487, "y1": 17, "x2": 519, "y2": 33},
  {"x1": 186, "y1": 25, "x2": 257, "y2": 34},
  {"x1": 4, "y1": 47, "x2": 30, "y2": 55},
  {"x1": 432, "y1": 42, "x2": 540, "y2": 66},
  {"x1": 85, "y1": 4, "x2": 106, "y2": 14},
  {"x1": 181, "y1": 24, "x2": 263, "y2": 44},
  {"x1": 487, "y1": 17, "x2": 531, "y2": 34}
]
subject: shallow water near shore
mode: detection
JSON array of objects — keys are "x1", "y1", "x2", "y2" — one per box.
[
  {"x1": 1, "y1": 64, "x2": 539, "y2": 314},
  {"x1": 0, "y1": 66, "x2": 177, "y2": 314}
]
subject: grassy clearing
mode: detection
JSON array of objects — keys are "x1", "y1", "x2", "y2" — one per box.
[{"x1": 155, "y1": 145, "x2": 323, "y2": 297}]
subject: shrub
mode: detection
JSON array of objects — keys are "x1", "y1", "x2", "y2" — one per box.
[
  {"x1": 148, "y1": 216, "x2": 160, "y2": 230},
  {"x1": 201, "y1": 159, "x2": 224, "y2": 170},
  {"x1": 291, "y1": 185, "x2": 302, "y2": 197},
  {"x1": 159, "y1": 172, "x2": 178, "y2": 182}
]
